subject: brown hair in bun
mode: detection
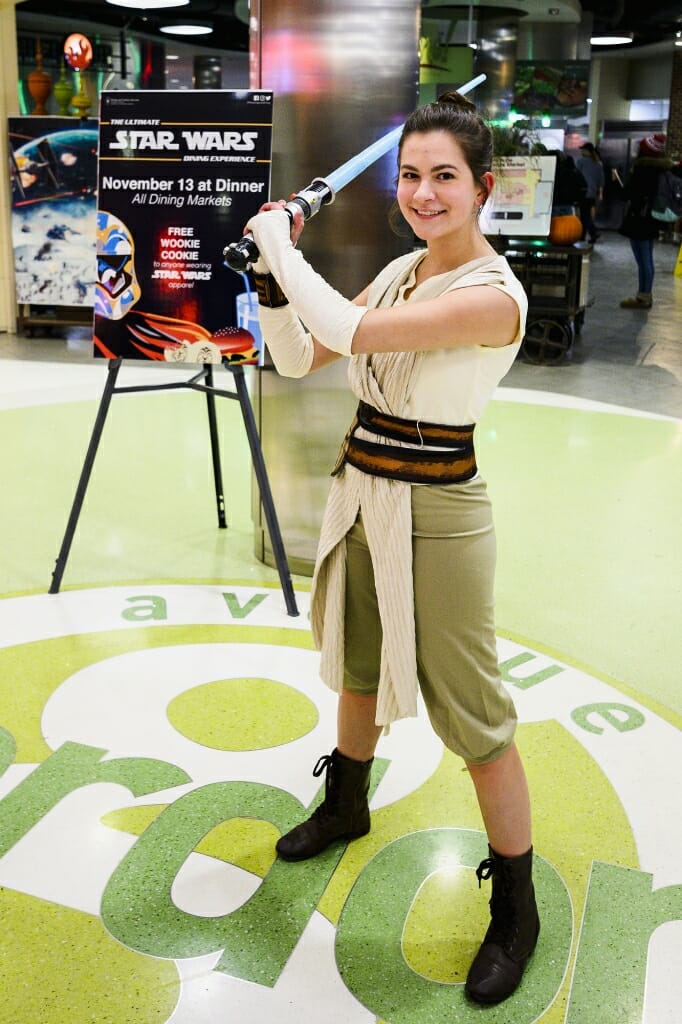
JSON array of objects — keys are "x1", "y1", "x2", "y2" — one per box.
[{"x1": 435, "y1": 89, "x2": 479, "y2": 114}]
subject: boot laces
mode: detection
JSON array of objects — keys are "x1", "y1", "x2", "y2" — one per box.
[
  {"x1": 476, "y1": 856, "x2": 519, "y2": 946},
  {"x1": 475, "y1": 857, "x2": 494, "y2": 886},
  {"x1": 309, "y1": 753, "x2": 336, "y2": 824},
  {"x1": 313, "y1": 754, "x2": 333, "y2": 778}
]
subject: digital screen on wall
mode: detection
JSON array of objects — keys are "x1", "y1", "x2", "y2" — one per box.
[
  {"x1": 8, "y1": 117, "x2": 98, "y2": 307},
  {"x1": 480, "y1": 156, "x2": 557, "y2": 238},
  {"x1": 513, "y1": 61, "x2": 590, "y2": 117}
]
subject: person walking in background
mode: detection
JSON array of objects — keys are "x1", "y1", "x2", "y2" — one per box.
[
  {"x1": 549, "y1": 149, "x2": 587, "y2": 216},
  {"x1": 576, "y1": 141, "x2": 604, "y2": 243},
  {"x1": 244, "y1": 92, "x2": 540, "y2": 1006},
  {"x1": 618, "y1": 133, "x2": 674, "y2": 309}
]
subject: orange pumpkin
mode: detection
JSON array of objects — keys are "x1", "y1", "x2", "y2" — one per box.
[{"x1": 549, "y1": 213, "x2": 583, "y2": 245}]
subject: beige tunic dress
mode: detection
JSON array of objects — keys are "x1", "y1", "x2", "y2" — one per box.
[{"x1": 310, "y1": 249, "x2": 527, "y2": 727}]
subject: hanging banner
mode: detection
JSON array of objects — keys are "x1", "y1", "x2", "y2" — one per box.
[
  {"x1": 8, "y1": 117, "x2": 98, "y2": 307},
  {"x1": 95, "y1": 89, "x2": 273, "y2": 364}
]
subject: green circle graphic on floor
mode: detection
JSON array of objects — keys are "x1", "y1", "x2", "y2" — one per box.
[{"x1": 0, "y1": 583, "x2": 679, "y2": 1024}]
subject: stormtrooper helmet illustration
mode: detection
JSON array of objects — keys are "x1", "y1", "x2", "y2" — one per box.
[{"x1": 95, "y1": 210, "x2": 141, "y2": 320}]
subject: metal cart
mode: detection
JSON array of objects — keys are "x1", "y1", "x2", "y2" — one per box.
[{"x1": 492, "y1": 239, "x2": 592, "y2": 365}]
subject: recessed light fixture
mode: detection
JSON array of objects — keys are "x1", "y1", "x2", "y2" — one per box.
[
  {"x1": 160, "y1": 22, "x2": 213, "y2": 36},
  {"x1": 106, "y1": 1, "x2": 189, "y2": 9},
  {"x1": 590, "y1": 33, "x2": 633, "y2": 45},
  {"x1": 676, "y1": 31, "x2": 682, "y2": 46},
  {"x1": 234, "y1": 0, "x2": 250, "y2": 24}
]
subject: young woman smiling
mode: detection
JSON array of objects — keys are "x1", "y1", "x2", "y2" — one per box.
[{"x1": 242, "y1": 90, "x2": 539, "y2": 1006}]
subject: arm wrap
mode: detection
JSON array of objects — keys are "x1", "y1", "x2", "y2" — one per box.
[
  {"x1": 246, "y1": 210, "x2": 367, "y2": 356},
  {"x1": 257, "y1": 305, "x2": 314, "y2": 378}
]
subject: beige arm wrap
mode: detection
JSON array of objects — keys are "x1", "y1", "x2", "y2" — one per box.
[
  {"x1": 246, "y1": 210, "x2": 367, "y2": 356},
  {"x1": 257, "y1": 305, "x2": 314, "y2": 378}
]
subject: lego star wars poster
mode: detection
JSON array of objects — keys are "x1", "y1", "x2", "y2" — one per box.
[
  {"x1": 9, "y1": 117, "x2": 98, "y2": 307},
  {"x1": 95, "y1": 90, "x2": 273, "y2": 364}
]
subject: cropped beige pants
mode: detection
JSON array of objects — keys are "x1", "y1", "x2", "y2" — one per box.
[{"x1": 342, "y1": 476, "x2": 517, "y2": 765}]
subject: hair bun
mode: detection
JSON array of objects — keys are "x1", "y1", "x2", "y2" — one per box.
[{"x1": 436, "y1": 90, "x2": 477, "y2": 114}]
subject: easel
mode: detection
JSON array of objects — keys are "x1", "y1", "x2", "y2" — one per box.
[{"x1": 48, "y1": 357, "x2": 299, "y2": 617}]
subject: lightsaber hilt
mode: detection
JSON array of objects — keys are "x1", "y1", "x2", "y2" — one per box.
[{"x1": 223, "y1": 177, "x2": 334, "y2": 273}]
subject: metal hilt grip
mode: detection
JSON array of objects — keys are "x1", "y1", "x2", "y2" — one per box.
[
  {"x1": 223, "y1": 208, "x2": 294, "y2": 274},
  {"x1": 223, "y1": 178, "x2": 334, "y2": 273},
  {"x1": 223, "y1": 234, "x2": 261, "y2": 273}
]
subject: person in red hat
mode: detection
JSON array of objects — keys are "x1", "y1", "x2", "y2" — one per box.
[{"x1": 617, "y1": 134, "x2": 673, "y2": 308}]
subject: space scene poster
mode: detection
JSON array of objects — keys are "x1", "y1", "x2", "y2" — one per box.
[
  {"x1": 9, "y1": 117, "x2": 98, "y2": 308},
  {"x1": 94, "y1": 89, "x2": 273, "y2": 364}
]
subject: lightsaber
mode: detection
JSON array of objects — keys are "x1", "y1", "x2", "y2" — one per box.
[{"x1": 223, "y1": 73, "x2": 486, "y2": 273}]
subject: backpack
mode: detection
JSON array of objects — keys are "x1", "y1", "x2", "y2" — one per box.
[{"x1": 651, "y1": 170, "x2": 682, "y2": 223}]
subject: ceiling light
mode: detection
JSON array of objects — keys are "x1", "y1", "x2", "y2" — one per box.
[
  {"x1": 160, "y1": 22, "x2": 213, "y2": 36},
  {"x1": 590, "y1": 34, "x2": 633, "y2": 45},
  {"x1": 234, "y1": 0, "x2": 250, "y2": 23},
  {"x1": 106, "y1": 1, "x2": 189, "y2": 9},
  {"x1": 676, "y1": 31, "x2": 682, "y2": 46}
]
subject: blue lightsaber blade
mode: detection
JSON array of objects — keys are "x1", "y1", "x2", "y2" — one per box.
[{"x1": 223, "y1": 74, "x2": 487, "y2": 273}]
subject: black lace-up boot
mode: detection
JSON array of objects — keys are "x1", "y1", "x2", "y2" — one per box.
[
  {"x1": 465, "y1": 845, "x2": 540, "y2": 1004},
  {"x1": 276, "y1": 748, "x2": 373, "y2": 861}
]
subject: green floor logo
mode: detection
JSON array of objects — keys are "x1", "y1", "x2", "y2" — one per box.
[{"x1": 0, "y1": 584, "x2": 680, "y2": 1024}]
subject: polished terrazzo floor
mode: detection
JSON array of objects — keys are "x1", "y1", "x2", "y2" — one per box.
[{"x1": 0, "y1": 231, "x2": 680, "y2": 1023}]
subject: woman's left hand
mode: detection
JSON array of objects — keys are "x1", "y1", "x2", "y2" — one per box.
[{"x1": 249, "y1": 198, "x2": 305, "y2": 246}]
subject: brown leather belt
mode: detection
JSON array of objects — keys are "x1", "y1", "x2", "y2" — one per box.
[{"x1": 332, "y1": 401, "x2": 477, "y2": 484}]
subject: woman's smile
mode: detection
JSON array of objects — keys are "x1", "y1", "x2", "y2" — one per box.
[{"x1": 412, "y1": 207, "x2": 446, "y2": 218}]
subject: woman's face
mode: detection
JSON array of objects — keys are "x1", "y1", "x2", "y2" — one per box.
[{"x1": 396, "y1": 130, "x2": 488, "y2": 242}]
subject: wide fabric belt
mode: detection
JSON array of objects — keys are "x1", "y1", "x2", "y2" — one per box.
[{"x1": 332, "y1": 401, "x2": 477, "y2": 484}]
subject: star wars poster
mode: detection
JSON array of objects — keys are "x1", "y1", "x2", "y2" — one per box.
[
  {"x1": 9, "y1": 117, "x2": 98, "y2": 307},
  {"x1": 95, "y1": 90, "x2": 273, "y2": 364}
]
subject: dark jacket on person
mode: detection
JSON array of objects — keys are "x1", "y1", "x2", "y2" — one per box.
[
  {"x1": 576, "y1": 153, "x2": 604, "y2": 201},
  {"x1": 619, "y1": 155, "x2": 674, "y2": 240},
  {"x1": 550, "y1": 151, "x2": 587, "y2": 210}
]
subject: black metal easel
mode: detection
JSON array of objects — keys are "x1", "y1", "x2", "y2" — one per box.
[{"x1": 49, "y1": 358, "x2": 299, "y2": 617}]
